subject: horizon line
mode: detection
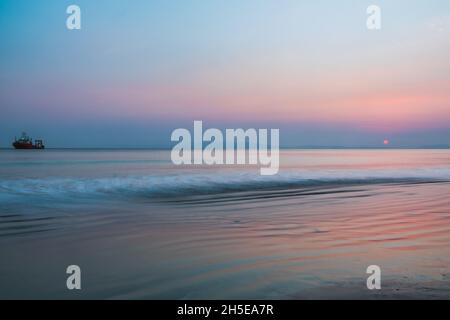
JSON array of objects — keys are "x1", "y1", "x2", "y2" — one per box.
[{"x1": 2, "y1": 146, "x2": 450, "y2": 151}]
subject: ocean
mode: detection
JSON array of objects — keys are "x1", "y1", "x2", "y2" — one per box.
[{"x1": 1, "y1": 149, "x2": 450, "y2": 299}]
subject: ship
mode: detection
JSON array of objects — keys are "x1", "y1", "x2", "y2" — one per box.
[{"x1": 12, "y1": 132, "x2": 45, "y2": 149}]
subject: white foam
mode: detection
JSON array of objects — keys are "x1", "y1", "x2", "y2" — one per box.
[{"x1": 1, "y1": 166, "x2": 450, "y2": 201}]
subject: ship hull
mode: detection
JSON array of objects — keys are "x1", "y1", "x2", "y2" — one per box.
[{"x1": 12, "y1": 142, "x2": 44, "y2": 149}]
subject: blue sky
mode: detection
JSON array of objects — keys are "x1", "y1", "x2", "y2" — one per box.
[{"x1": 1, "y1": 0, "x2": 450, "y2": 147}]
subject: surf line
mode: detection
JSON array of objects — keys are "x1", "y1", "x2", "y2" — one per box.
[{"x1": 171, "y1": 121, "x2": 279, "y2": 175}]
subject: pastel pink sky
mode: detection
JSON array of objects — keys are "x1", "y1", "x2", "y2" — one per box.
[{"x1": 1, "y1": 1, "x2": 450, "y2": 147}]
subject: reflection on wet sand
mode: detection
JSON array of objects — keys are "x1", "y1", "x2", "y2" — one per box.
[{"x1": 1, "y1": 179, "x2": 450, "y2": 299}]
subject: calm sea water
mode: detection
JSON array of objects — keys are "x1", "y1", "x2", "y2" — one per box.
[{"x1": 1, "y1": 149, "x2": 450, "y2": 299}]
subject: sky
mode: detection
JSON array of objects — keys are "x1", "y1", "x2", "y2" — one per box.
[{"x1": 1, "y1": 0, "x2": 450, "y2": 148}]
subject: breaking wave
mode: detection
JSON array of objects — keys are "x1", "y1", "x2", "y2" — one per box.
[{"x1": 1, "y1": 167, "x2": 450, "y2": 203}]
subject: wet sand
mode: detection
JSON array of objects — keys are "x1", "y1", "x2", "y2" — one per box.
[{"x1": 2, "y1": 181, "x2": 450, "y2": 299}]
